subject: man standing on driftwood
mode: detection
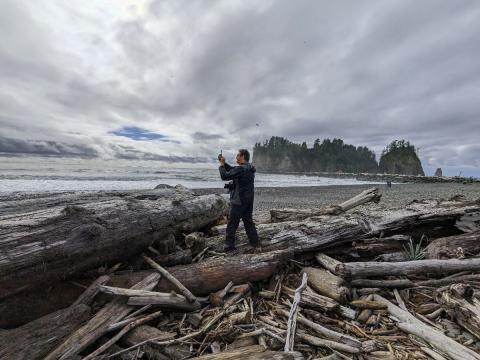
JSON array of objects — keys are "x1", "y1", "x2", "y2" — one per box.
[{"x1": 218, "y1": 149, "x2": 260, "y2": 253}]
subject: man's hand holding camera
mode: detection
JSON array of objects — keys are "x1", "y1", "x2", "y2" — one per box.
[{"x1": 218, "y1": 154, "x2": 225, "y2": 166}]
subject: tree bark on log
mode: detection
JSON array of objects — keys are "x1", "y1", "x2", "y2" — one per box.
[
  {"x1": 336, "y1": 258, "x2": 480, "y2": 279},
  {"x1": 269, "y1": 187, "x2": 381, "y2": 222},
  {"x1": 0, "y1": 189, "x2": 227, "y2": 299},
  {"x1": 426, "y1": 231, "x2": 480, "y2": 259}
]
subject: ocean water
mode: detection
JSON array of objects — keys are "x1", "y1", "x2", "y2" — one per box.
[{"x1": 0, "y1": 156, "x2": 381, "y2": 193}]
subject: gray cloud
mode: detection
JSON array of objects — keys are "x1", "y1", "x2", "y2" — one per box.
[
  {"x1": 0, "y1": 136, "x2": 98, "y2": 158},
  {"x1": 112, "y1": 144, "x2": 210, "y2": 163},
  {"x1": 0, "y1": 0, "x2": 479, "y2": 176},
  {"x1": 192, "y1": 132, "x2": 223, "y2": 141}
]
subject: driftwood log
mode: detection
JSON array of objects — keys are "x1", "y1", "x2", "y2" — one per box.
[
  {"x1": 111, "y1": 250, "x2": 292, "y2": 296},
  {"x1": 426, "y1": 230, "x2": 480, "y2": 259},
  {"x1": 205, "y1": 204, "x2": 480, "y2": 256},
  {"x1": 0, "y1": 304, "x2": 90, "y2": 360},
  {"x1": 44, "y1": 273, "x2": 160, "y2": 360},
  {"x1": 336, "y1": 258, "x2": 480, "y2": 279},
  {"x1": 1, "y1": 250, "x2": 291, "y2": 328},
  {"x1": 302, "y1": 267, "x2": 350, "y2": 303},
  {"x1": 374, "y1": 294, "x2": 480, "y2": 360},
  {"x1": 270, "y1": 187, "x2": 381, "y2": 222},
  {"x1": 0, "y1": 275, "x2": 110, "y2": 359},
  {"x1": 0, "y1": 189, "x2": 227, "y2": 299}
]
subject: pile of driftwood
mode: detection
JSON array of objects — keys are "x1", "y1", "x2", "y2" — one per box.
[{"x1": 1, "y1": 186, "x2": 480, "y2": 359}]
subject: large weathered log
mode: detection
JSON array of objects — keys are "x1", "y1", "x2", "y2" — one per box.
[
  {"x1": 0, "y1": 274, "x2": 112, "y2": 359},
  {"x1": 426, "y1": 231, "x2": 480, "y2": 259},
  {"x1": 270, "y1": 187, "x2": 381, "y2": 222},
  {"x1": 206, "y1": 204, "x2": 480, "y2": 256},
  {"x1": 1, "y1": 250, "x2": 291, "y2": 328},
  {"x1": 44, "y1": 273, "x2": 160, "y2": 360},
  {"x1": 111, "y1": 250, "x2": 292, "y2": 296},
  {"x1": 303, "y1": 267, "x2": 350, "y2": 303},
  {"x1": 0, "y1": 189, "x2": 227, "y2": 298},
  {"x1": 336, "y1": 258, "x2": 480, "y2": 279}
]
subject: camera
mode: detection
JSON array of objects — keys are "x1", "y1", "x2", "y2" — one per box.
[{"x1": 224, "y1": 181, "x2": 235, "y2": 191}]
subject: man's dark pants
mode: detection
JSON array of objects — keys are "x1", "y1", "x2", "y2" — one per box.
[{"x1": 225, "y1": 200, "x2": 259, "y2": 250}]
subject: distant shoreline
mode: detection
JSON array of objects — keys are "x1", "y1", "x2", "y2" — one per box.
[{"x1": 255, "y1": 171, "x2": 480, "y2": 183}]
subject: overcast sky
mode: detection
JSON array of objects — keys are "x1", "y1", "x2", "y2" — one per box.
[{"x1": 1, "y1": 0, "x2": 479, "y2": 176}]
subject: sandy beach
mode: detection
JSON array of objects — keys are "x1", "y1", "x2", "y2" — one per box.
[{"x1": 194, "y1": 182, "x2": 480, "y2": 216}]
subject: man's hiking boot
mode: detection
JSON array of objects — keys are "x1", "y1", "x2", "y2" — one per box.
[{"x1": 223, "y1": 247, "x2": 239, "y2": 255}]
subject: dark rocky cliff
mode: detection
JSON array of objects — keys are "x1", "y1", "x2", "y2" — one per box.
[{"x1": 378, "y1": 140, "x2": 424, "y2": 176}]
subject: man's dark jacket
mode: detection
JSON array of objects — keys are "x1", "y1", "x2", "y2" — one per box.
[{"x1": 219, "y1": 162, "x2": 256, "y2": 206}]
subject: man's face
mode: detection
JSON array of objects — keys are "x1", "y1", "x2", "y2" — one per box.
[{"x1": 236, "y1": 152, "x2": 244, "y2": 165}]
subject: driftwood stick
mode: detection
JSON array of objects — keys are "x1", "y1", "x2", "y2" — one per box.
[
  {"x1": 350, "y1": 300, "x2": 387, "y2": 310},
  {"x1": 350, "y1": 278, "x2": 415, "y2": 289},
  {"x1": 421, "y1": 347, "x2": 449, "y2": 360},
  {"x1": 209, "y1": 281, "x2": 234, "y2": 307},
  {"x1": 284, "y1": 272, "x2": 308, "y2": 352},
  {"x1": 108, "y1": 306, "x2": 236, "y2": 358},
  {"x1": 416, "y1": 274, "x2": 480, "y2": 287},
  {"x1": 276, "y1": 308, "x2": 361, "y2": 348},
  {"x1": 238, "y1": 328, "x2": 286, "y2": 343},
  {"x1": 127, "y1": 293, "x2": 201, "y2": 311},
  {"x1": 99, "y1": 285, "x2": 165, "y2": 297},
  {"x1": 373, "y1": 294, "x2": 480, "y2": 360},
  {"x1": 296, "y1": 332, "x2": 361, "y2": 354},
  {"x1": 81, "y1": 310, "x2": 163, "y2": 360},
  {"x1": 143, "y1": 254, "x2": 197, "y2": 303},
  {"x1": 393, "y1": 289, "x2": 407, "y2": 311}
]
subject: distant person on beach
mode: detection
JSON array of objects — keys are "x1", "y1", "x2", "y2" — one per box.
[{"x1": 218, "y1": 149, "x2": 260, "y2": 253}]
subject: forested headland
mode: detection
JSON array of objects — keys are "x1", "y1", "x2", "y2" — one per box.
[{"x1": 253, "y1": 136, "x2": 424, "y2": 175}]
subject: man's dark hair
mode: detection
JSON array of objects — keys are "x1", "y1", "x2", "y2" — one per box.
[{"x1": 238, "y1": 149, "x2": 250, "y2": 162}]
